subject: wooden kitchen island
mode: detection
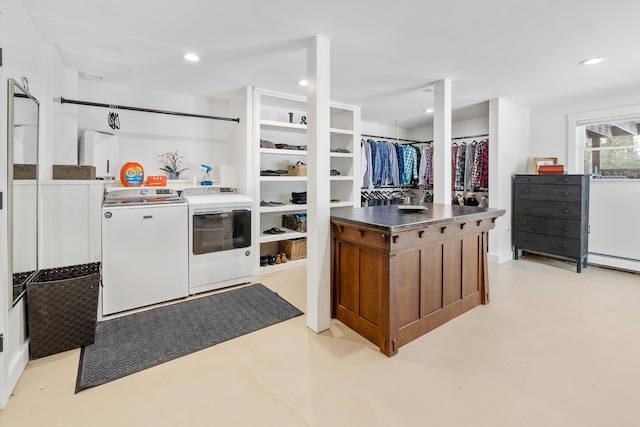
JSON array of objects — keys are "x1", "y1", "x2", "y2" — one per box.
[{"x1": 330, "y1": 203, "x2": 505, "y2": 356}]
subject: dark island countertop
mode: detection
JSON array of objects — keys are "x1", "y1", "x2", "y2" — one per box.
[{"x1": 330, "y1": 203, "x2": 506, "y2": 232}]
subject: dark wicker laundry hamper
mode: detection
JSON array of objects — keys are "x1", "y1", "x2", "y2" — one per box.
[{"x1": 26, "y1": 262, "x2": 100, "y2": 359}]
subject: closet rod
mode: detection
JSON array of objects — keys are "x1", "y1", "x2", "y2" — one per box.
[
  {"x1": 451, "y1": 133, "x2": 489, "y2": 141},
  {"x1": 56, "y1": 97, "x2": 240, "y2": 123},
  {"x1": 361, "y1": 133, "x2": 427, "y2": 144}
]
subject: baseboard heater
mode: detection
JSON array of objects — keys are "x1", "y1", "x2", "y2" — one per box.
[{"x1": 588, "y1": 252, "x2": 640, "y2": 274}]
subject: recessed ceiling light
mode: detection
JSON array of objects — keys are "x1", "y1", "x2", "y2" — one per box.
[
  {"x1": 424, "y1": 108, "x2": 434, "y2": 113},
  {"x1": 183, "y1": 53, "x2": 200, "y2": 62},
  {"x1": 579, "y1": 57, "x2": 606, "y2": 66},
  {"x1": 298, "y1": 79, "x2": 308, "y2": 86}
]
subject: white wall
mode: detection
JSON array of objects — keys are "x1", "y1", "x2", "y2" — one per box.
[
  {"x1": 530, "y1": 89, "x2": 640, "y2": 167},
  {"x1": 489, "y1": 99, "x2": 530, "y2": 263},
  {"x1": 408, "y1": 116, "x2": 490, "y2": 141},
  {"x1": 66, "y1": 79, "x2": 238, "y2": 183},
  {"x1": 0, "y1": 0, "x2": 53, "y2": 410}
]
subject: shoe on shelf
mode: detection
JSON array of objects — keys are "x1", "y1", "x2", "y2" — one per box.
[
  {"x1": 280, "y1": 252, "x2": 287, "y2": 263},
  {"x1": 263, "y1": 227, "x2": 286, "y2": 234},
  {"x1": 275, "y1": 254, "x2": 281, "y2": 264},
  {"x1": 260, "y1": 256, "x2": 268, "y2": 267},
  {"x1": 266, "y1": 255, "x2": 276, "y2": 265}
]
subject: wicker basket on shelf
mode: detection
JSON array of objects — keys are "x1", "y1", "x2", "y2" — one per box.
[
  {"x1": 287, "y1": 161, "x2": 307, "y2": 176},
  {"x1": 282, "y1": 214, "x2": 307, "y2": 232},
  {"x1": 279, "y1": 238, "x2": 307, "y2": 260}
]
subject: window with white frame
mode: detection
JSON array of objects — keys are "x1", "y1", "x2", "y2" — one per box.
[{"x1": 582, "y1": 119, "x2": 640, "y2": 179}]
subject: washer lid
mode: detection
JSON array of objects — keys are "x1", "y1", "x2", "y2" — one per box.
[{"x1": 103, "y1": 187, "x2": 185, "y2": 206}]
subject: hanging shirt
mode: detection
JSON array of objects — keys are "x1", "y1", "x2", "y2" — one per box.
[
  {"x1": 386, "y1": 142, "x2": 400, "y2": 187},
  {"x1": 471, "y1": 140, "x2": 484, "y2": 191},
  {"x1": 479, "y1": 140, "x2": 489, "y2": 190},
  {"x1": 464, "y1": 141, "x2": 477, "y2": 193},
  {"x1": 400, "y1": 145, "x2": 418, "y2": 186},
  {"x1": 454, "y1": 143, "x2": 466, "y2": 191},
  {"x1": 373, "y1": 141, "x2": 394, "y2": 188},
  {"x1": 418, "y1": 145, "x2": 433, "y2": 188},
  {"x1": 395, "y1": 144, "x2": 405, "y2": 185},
  {"x1": 451, "y1": 144, "x2": 459, "y2": 190},
  {"x1": 361, "y1": 140, "x2": 374, "y2": 189}
]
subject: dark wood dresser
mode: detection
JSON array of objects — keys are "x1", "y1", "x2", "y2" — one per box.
[{"x1": 512, "y1": 174, "x2": 590, "y2": 272}]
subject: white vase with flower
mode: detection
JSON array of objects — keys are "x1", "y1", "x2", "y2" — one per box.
[{"x1": 159, "y1": 150, "x2": 188, "y2": 179}]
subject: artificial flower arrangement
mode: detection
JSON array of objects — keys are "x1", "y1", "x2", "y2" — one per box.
[{"x1": 159, "y1": 150, "x2": 188, "y2": 178}]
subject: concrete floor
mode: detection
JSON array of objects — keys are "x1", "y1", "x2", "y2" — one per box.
[{"x1": 1, "y1": 256, "x2": 639, "y2": 427}]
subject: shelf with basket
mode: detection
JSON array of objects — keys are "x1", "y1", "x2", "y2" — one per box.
[
  {"x1": 253, "y1": 89, "x2": 360, "y2": 273},
  {"x1": 255, "y1": 89, "x2": 309, "y2": 273}
]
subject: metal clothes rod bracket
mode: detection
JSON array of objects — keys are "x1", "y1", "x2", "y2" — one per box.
[{"x1": 56, "y1": 97, "x2": 240, "y2": 123}]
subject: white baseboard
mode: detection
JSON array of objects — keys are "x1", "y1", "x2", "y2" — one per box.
[
  {"x1": 588, "y1": 253, "x2": 640, "y2": 273},
  {"x1": 488, "y1": 250, "x2": 512, "y2": 264}
]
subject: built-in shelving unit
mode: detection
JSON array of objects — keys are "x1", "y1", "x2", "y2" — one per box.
[{"x1": 252, "y1": 88, "x2": 360, "y2": 273}]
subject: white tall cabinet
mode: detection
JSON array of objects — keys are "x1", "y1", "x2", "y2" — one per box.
[{"x1": 252, "y1": 88, "x2": 360, "y2": 273}]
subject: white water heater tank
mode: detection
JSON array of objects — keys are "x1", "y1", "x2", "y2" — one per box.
[{"x1": 79, "y1": 130, "x2": 119, "y2": 178}]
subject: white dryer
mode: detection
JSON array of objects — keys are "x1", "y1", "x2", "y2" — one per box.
[{"x1": 181, "y1": 187, "x2": 253, "y2": 295}]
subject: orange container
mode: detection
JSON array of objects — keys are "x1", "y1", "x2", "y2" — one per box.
[
  {"x1": 120, "y1": 162, "x2": 144, "y2": 187},
  {"x1": 147, "y1": 175, "x2": 167, "y2": 187}
]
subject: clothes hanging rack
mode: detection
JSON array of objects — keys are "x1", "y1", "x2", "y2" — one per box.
[
  {"x1": 361, "y1": 133, "x2": 427, "y2": 144},
  {"x1": 451, "y1": 133, "x2": 489, "y2": 141},
  {"x1": 56, "y1": 97, "x2": 240, "y2": 123},
  {"x1": 363, "y1": 133, "x2": 489, "y2": 145}
]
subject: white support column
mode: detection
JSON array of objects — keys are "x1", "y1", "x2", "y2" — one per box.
[
  {"x1": 306, "y1": 35, "x2": 331, "y2": 333},
  {"x1": 433, "y1": 79, "x2": 452, "y2": 204}
]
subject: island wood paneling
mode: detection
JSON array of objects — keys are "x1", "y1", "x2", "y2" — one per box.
[{"x1": 331, "y1": 214, "x2": 500, "y2": 356}]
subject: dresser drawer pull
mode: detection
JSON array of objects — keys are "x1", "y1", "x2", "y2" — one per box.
[
  {"x1": 563, "y1": 226, "x2": 568, "y2": 231},
  {"x1": 564, "y1": 192, "x2": 569, "y2": 196},
  {"x1": 523, "y1": 238, "x2": 528, "y2": 242},
  {"x1": 524, "y1": 189, "x2": 529, "y2": 193},
  {"x1": 523, "y1": 221, "x2": 528, "y2": 226},
  {"x1": 563, "y1": 244, "x2": 568, "y2": 248},
  {"x1": 563, "y1": 208, "x2": 569, "y2": 213},
  {"x1": 524, "y1": 206, "x2": 529, "y2": 210}
]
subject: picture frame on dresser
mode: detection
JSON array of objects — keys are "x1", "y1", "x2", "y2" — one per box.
[{"x1": 532, "y1": 157, "x2": 557, "y2": 173}]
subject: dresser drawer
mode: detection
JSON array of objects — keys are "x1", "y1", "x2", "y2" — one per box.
[
  {"x1": 513, "y1": 201, "x2": 582, "y2": 221},
  {"x1": 513, "y1": 231, "x2": 581, "y2": 258},
  {"x1": 514, "y1": 184, "x2": 583, "y2": 203},
  {"x1": 514, "y1": 175, "x2": 586, "y2": 185},
  {"x1": 512, "y1": 215, "x2": 581, "y2": 238}
]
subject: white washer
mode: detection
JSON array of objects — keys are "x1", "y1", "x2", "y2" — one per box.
[
  {"x1": 101, "y1": 188, "x2": 189, "y2": 315},
  {"x1": 182, "y1": 186, "x2": 253, "y2": 295}
]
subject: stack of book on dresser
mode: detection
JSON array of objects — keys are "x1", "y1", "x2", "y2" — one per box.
[{"x1": 537, "y1": 164, "x2": 565, "y2": 174}]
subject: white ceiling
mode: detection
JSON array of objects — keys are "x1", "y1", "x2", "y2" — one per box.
[{"x1": 20, "y1": 0, "x2": 640, "y2": 128}]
